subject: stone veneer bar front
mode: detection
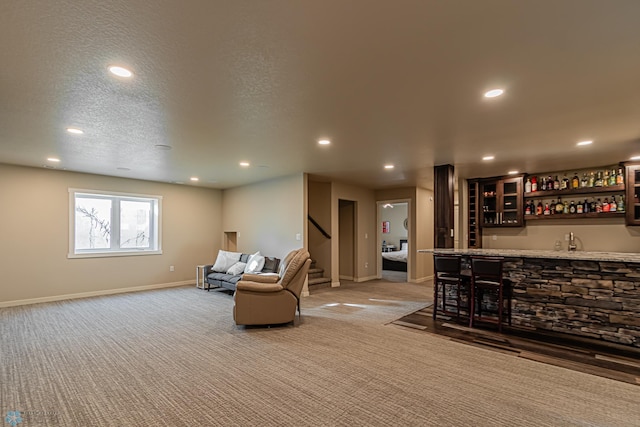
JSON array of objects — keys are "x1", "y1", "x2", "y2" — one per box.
[{"x1": 419, "y1": 248, "x2": 640, "y2": 348}]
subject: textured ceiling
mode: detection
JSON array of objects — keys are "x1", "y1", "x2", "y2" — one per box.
[{"x1": 1, "y1": 0, "x2": 640, "y2": 189}]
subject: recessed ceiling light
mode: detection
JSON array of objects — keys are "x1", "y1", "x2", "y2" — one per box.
[
  {"x1": 190, "y1": 177, "x2": 199, "y2": 181},
  {"x1": 47, "y1": 157, "x2": 60, "y2": 162},
  {"x1": 117, "y1": 167, "x2": 131, "y2": 171},
  {"x1": 576, "y1": 140, "x2": 593, "y2": 146},
  {"x1": 239, "y1": 161, "x2": 250, "y2": 167},
  {"x1": 384, "y1": 164, "x2": 394, "y2": 169},
  {"x1": 484, "y1": 89, "x2": 504, "y2": 98},
  {"x1": 482, "y1": 155, "x2": 495, "y2": 161},
  {"x1": 630, "y1": 155, "x2": 640, "y2": 161},
  {"x1": 318, "y1": 139, "x2": 331, "y2": 145},
  {"x1": 66, "y1": 127, "x2": 84, "y2": 134},
  {"x1": 155, "y1": 144, "x2": 172, "y2": 150},
  {"x1": 108, "y1": 65, "x2": 133, "y2": 78},
  {"x1": 508, "y1": 170, "x2": 519, "y2": 175}
]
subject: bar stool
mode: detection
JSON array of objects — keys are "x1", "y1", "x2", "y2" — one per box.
[
  {"x1": 433, "y1": 254, "x2": 469, "y2": 321},
  {"x1": 469, "y1": 256, "x2": 511, "y2": 332}
]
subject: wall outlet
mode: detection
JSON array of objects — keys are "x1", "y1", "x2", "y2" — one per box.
[
  {"x1": 492, "y1": 235, "x2": 497, "y2": 241},
  {"x1": 565, "y1": 234, "x2": 570, "y2": 241},
  {"x1": 295, "y1": 233, "x2": 301, "y2": 241},
  {"x1": 365, "y1": 262, "x2": 369, "y2": 269},
  {"x1": 169, "y1": 266, "x2": 175, "y2": 272}
]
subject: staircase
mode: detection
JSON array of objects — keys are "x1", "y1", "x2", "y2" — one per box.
[{"x1": 307, "y1": 260, "x2": 332, "y2": 292}]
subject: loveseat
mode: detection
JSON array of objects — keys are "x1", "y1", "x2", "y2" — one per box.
[{"x1": 204, "y1": 250, "x2": 281, "y2": 292}]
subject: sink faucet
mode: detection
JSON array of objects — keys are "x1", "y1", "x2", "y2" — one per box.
[{"x1": 568, "y1": 232, "x2": 577, "y2": 251}]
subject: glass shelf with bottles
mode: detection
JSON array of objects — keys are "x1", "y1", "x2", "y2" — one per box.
[
  {"x1": 524, "y1": 195, "x2": 625, "y2": 220},
  {"x1": 523, "y1": 165, "x2": 625, "y2": 198}
]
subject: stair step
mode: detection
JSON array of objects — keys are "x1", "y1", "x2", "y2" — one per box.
[
  {"x1": 308, "y1": 276, "x2": 332, "y2": 292},
  {"x1": 308, "y1": 267, "x2": 323, "y2": 275}
]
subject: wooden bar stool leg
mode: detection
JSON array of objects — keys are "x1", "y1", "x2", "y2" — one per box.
[{"x1": 433, "y1": 282, "x2": 438, "y2": 320}]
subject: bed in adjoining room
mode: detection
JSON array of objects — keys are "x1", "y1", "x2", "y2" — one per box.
[{"x1": 382, "y1": 239, "x2": 408, "y2": 272}]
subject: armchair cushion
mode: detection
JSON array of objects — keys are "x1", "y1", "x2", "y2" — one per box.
[
  {"x1": 236, "y1": 281, "x2": 284, "y2": 292},
  {"x1": 240, "y1": 273, "x2": 279, "y2": 283}
]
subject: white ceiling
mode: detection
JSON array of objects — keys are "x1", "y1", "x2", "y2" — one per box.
[{"x1": 2, "y1": 0, "x2": 640, "y2": 189}]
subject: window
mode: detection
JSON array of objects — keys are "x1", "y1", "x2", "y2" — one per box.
[{"x1": 69, "y1": 189, "x2": 162, "y2": 258}]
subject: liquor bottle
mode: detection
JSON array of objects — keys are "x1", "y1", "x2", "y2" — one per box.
[
  {"x1": 531, "y1": 176, "x2": 537, "y2": 192},
  {"x1": 525, "y1": 200, "x2": 532, "y2": 215},
  {"x1": 550, "y1": 200, "x2": 556, "y2": 215},
  {"x1": 590, "y1": 198, "x2": 596, "y2": 212},
  {"x1": 610, "y1": 196, "x2": 617, "y2": 212},
  {"x1": 541, "y1": 176, "x2": 547, "y2": 191},
  {"x1": 576, "y1": 202, "x2": 583, "y2": 214},
  {"x1": 525, "y1": 178, "x2": 532, "y2": 193},
  {"x1": 536, "y1": 200, "x2": 543, "y2": 215},
  {"x1": 603, "y1": 170, "x2": 609, "y2": 187},
  {"x1": 609, "y1": 169, "x2": 617, "y2": 186},
  {"x1": 544, "y1": 202, "x2": 550, "y2": 215},
  {"x1": 616, "y1": 167, "x2": 624, "y2": 185},
  {"x1": 588, "y1": 171, "x2": 595, "y2": 187},
  {"x1": 581, "y1": 172, "x2": 588, "y2": 188},
  {"x1": 563, "y1": 200, "x2": 569, "y2": 214},
  {"x1": 555, "y1": 197, "x2": 564, "y2": 214},
  {"x1": 572, "y1": 172, "x2": 579, "y2": 189},
  {"x1": 553, "y1": 175, "x2": 560, "y2": 190},
  {"x1": 602, "y1": 197, "x2": 610, "y2": 212},
  {"x1": 596, "y1": 198, "x2": 603, "y2": 213},
  {"x1": 595, "y1": 171, "x2": 603, "y2": 187},
  {"x1": 569, "y1": 200, "x2": 576, "y2": 214},
  {"x1": 618, "y1": 195, "x2": 625, "y2": 212},
  {"x1": 583, "y1": 199, "x2": 590, "y2": 214}
]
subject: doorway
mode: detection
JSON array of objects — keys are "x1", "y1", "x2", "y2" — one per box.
[
  {"x1": 378, "y1": 200, "x2": 409, "y2": 282},
  {"x1": 338, "y1": 199, "x2": 356, "y2": 281}
]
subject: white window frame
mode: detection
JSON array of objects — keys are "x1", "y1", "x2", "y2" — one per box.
[{"x1": 69, "y1": 188, "x2": 163, "y2": 258}]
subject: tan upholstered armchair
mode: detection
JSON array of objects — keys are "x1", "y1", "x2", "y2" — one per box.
[{"x1": 233, "y1": 248, "x2": 311, "y2": 326}]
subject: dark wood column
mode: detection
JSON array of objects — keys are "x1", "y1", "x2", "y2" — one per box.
[{"x1": 434, "y1": 164, "x2": 454, "y2": 248}]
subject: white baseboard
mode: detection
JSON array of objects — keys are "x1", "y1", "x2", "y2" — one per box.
[
  {"x1": 0, "y1": 280, "x2": 193, "y2": 308},
  {"x1": 355, "y1": 275, "x2": 378, "y2": 282},
  {"x1": 331, "y1": 281, "x2": 341, "y2": 287}
]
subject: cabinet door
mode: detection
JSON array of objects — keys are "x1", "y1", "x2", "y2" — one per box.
[
  {"x1": 479, "y1": 181, "x2": 498, "y2": 226},
  {"x1": 626, "y1": 164, "x2": 640, "y2": 225},
  {"x1": 500, "y1": 177, "x2": 523, "y2": 226}
]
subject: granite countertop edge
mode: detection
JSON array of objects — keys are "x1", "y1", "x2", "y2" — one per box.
[{"x1": 418, "y1": 248, "x2": 640, "y2": 263}]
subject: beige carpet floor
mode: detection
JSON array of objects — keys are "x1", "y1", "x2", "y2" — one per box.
[{"x1": 2, "y1": 280, "x2": 640, "y2": 426}]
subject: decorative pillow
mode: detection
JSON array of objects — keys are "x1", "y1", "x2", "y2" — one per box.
[
  {"x1": 262, "y1": 257, "x2": 280, "y2": 273},
  {"x1": 226, "y1": 262, "x2": 247, "y2": 275},
  {"x1": 244, "y1": 251, "x2": 266, "y2": 274},
  {"x1": 212, "y1": 250, "x2": 242, "y2": 272},
  {"x1": 401, "y1": 242, "x2": 408, "y2": 251}
]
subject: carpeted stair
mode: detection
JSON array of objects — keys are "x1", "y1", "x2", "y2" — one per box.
[{"x1": 308, "y1": 260, "x2": 331, "y2": 292}]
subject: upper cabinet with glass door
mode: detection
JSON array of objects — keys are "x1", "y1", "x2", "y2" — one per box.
[{"x1": 479, "y1": 175, "x2": 524, "y2": 227}]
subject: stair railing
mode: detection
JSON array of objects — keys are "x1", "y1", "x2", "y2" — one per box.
[{"x1": 308, "y1": 215, "x2": 331, "y2": 239}]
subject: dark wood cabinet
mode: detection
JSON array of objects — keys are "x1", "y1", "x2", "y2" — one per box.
[
  {"x1": 625, "y1": 163, "x2": 640, "y2": 226},
  {"x1": 467, "y1": 179, "x2": 481, "y2": 248},
  {"x1": 479, "y1": 176, "x2": 524, "y2": 227}
]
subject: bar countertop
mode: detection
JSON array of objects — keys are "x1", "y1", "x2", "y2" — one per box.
[{"x1": 418, "y1": 248, "x2": 640, "y2": 263}]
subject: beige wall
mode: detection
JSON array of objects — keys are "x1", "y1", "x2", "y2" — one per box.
[
  {"x1": 221, "y1": 174, "x2": 305, "y2": 260},
  {"x1": 308, "y1": 179, "x2": 332, "y2": 276},
  {"x1": 338, "y1": 200, "x2": 355, "y2": 279},
  {"x1": 481, "y1": 218, "x2": 640, "y2": 252},
  {"x1": 332, "y1": 182, "x2": 377, "y2": 284},
  {"x1": 0, "y1": 164, "x2": 222, "y2": 306}
]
